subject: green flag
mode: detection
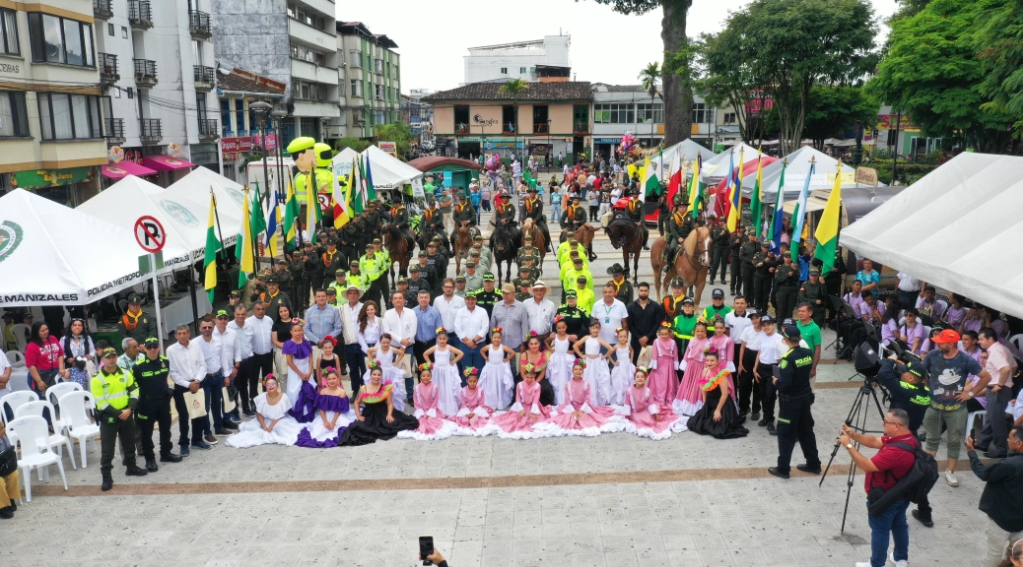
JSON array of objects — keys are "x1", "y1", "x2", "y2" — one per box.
[
  {"x1": 203, "y1": 194, "x2": 222, "y2": 302},
  {"x1": 751, "y1": 149, "x2": 764, "y2": 237},
  {"x1": 250, "y1": 184, "x2": 267, "y2": 238}
]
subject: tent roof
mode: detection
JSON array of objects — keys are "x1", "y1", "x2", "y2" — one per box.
[
  {"x1": 700, "y1": 143, "x2": 759, "y2": 183},
  {"x1": 360, "y1": 145, "x2": 423, "y2": 189},
  {"x1": 165, "y1": 166, "x2": 245, "y2": 241},
  {"x1": 662, "y1": 138, "x2": 716, "y2": 162},
  {"x1": 740, "y1": 146, "x2": 863, "y2": 204},
  {"x1": 407, "y1": 156, "x2": 482, "y2": 172},
  {"x1": 0, "y1": 189, "x2": 189, "y2": 307},
  {"x1": 78, "y1": 176, "x2": 218, "y2": 261},
  {"x1": 840, "y1": 152, "x2": 1023, "y2": 320}
]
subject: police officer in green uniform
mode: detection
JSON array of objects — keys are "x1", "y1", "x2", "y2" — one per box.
[
  {"x1": 773, "y1": 253, "x2": 800, "y2": 321},
  {"x1": 134, "y1": 337, "x2": 183, "y2": 471},
  {"x1": 468, "y1": 249, "x2": 488, "y2": 277},
  {"x1": 519, "y1": 255, "x2": 541, "y2": 284},
  {"x1": 328, "y1": 269, "x2": 350, "y2": 297},
  {"x1": 729, "y1": 225, "x2": 747, "y2": 295},
  {"x1": 798, "y1": 268, "x2": 829, "y2": 328},
  {"x1": 346, "y1": 260, "x2": 369, "y2": 299},
  {"x1": 359, "y1": 244, "x2": 385, "y2": 306},
  {"x1": 708, "y1": 214, "x2": 730, "y2": 285},
  {"x1": 372, "y1": 238, "x2": 391, "y2": 306},
  {"x1": 472, "y1": 235, "x2": 493, "y2": 268},
  {"x1": 607, "y1": 263, "x2": 634, "y2": 304},
  {"x1": 476, "y1": 273, "x2": 501, "y2": 317},
  {"x1": 522, "y1": 186, "x2": 553, "y2": 253},
  {"x1": 752, "y1": 240, "x2": 776, "y2": 312},
  {"x1": 414, "y1": 251, "x2": 438, "y2": 294},
  {"x1": 513, "y1": 269, "x2": 535, "y2": 302},
  {"x1": 463, "y1": 262, "x2": 484, "y2": 295},
  {"x1": 739, "y1": 231, "x2": 759, "y2": 303},
  {"x1": 118, "y1": 294, "x2": 156, "y2": 346},
  {"x1": 556, "y1": 290, "x2": 590, "y2": 339},
  {"x1": 663, "y1": 196, "x2": 695, "y2": 269},
  {"x1": 288, "y1": 251, "x2": 308, "y2": 309},
  {"x1": 91, "y1": 347, "x2": 147, "y2": 491},
  {"x1": 768, "y1": 325, "x2": 822, "y2": 479}
]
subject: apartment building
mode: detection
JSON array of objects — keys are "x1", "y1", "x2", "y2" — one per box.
[
  {"x1": 464, "y1": 36, "x2": 571, "y2": 84},
  {"x1": 217, "y1": 67, "x2": 286, "y2": 183},
  {"x1": 335, "y1": 21, "x2": 401, "y2": 140}
]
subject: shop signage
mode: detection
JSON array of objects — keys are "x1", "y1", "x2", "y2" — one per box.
[
  {"x1": 594, "y1": 138, "x2": 622, "y2": 144},
  {"x1": 877, "y1": 114, "x2": 919, "y2": 132},
  {"x1": 221, "y1": 134, "x2": 279, "y2": 160},
  {"x1": 11, "y1": 167, "x2": 92, "y2": 190},
  {"x1": 379, "y1": 141, "x2": 397, "y2": 156}
]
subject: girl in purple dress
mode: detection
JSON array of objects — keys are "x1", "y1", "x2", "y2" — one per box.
[
  {"x1": 284, "y1": 321, "x2": 317, "y2": 422},
  {"x1": 672, "y1": 321, "x2": 710, "y2": 416},
  {"x1": 295, "y1": 367, "x2": 354, "y2": 448},
  {"x1": 399, "y1": 364, "x2": 458, "y2": 441},
  {"x1": 491, "y1": 363, "x2": 551, "y2": 439},
  {"x1": 622, "y1": 368, "x2": 681, "y2": 440}
]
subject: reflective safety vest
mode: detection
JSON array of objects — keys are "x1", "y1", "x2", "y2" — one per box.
[
  {"x1": 360, "y1": 254, "x2": 385, "y2": 281},
  {"x1": 90, "y1": 367, "x2": 139, "y2": 412},
  {"x1": 346, "y1": 271, "x2": 369, "y2": 292}
]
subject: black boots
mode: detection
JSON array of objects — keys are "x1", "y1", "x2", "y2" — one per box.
[
  {"x1": 101, "y1": 471, "x2": 113, "y2": 491},
  {"x1": 125, "y1": 465, "x2": 148, "y2": 477},
  {"x1": 160, "y1": 452, "x2": 183, "y2": 463},
  {"x1": 145, "y1": 458, "x2": 159, "y2": 472}
]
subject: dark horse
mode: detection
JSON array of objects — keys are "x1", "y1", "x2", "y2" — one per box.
[
  {"x1": 381, "y1": 223, "x2": 413, "y2": 287},
  {"x1": 605, "y1": 213, "x2": 644, "y2": 283},
  {"x1": 490, "y1": 223, "x2": 517, "y2": 286},
  {"x1": 418, "y1": 222, "x2": 439, "y2": 254}
]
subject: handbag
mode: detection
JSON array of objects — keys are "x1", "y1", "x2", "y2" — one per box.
[
  {"x1": 0, "y1": 437, "x2": 17, "y2": 478},
  {"x1": 182, "y1": 390, "x2": 208, "y2": 420}
]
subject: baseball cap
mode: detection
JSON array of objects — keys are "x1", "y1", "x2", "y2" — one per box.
[
  {"x1": 455, "y1": 275, "x2": 466, "y2": 282},
  {"x1": 215, "y1": 309, "x2": 230, "y2": 318},
  {"x1": 905, "y1": 361, "x2": 928, "y2": 379},
  {"x1": 681, "y1": 297, "x2": 694, "y2": 306},
  {"x1": 932, "y1": 329, "x2": 961, "y2": 344},
  {"x1": 712, "y1": 288, "x2": 725, "y2": 299},
  {"x1": 565, "y1": 289, "x2": 578, "y2": 298},
  {"x1": 761, "y1": 314, "x2": 774, "y2": 324},
  {"x1": 143, "y1": 337, "x2": 160, "y2": 347},
  {"x1": 483, "y1": 273, "x2": 495, "y2": 281},
  {"x1": 783, "y1": 326, "x2": 801, "y2": 340}
]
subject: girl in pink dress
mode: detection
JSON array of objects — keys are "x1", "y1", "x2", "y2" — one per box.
[
  {"x1": 709, "y1": 318, "x2": 736, "y2": 372},
  {"x1": 490, "y1": 363, "x2": 551, "y2": 439},
  {"x1": 399, "y1": 364, "x2": 458, "y2": 441},
  {"x1": 452, "y1": 372, "x2": 494, "y2": 436},
  {"x1": 608, "y1": 328, "x2": 635, "y2": 406},
  {"x1": 672, "y1": 321, "x2": 710, "y2": 417},
  {"x1": 621, "y1": 368, "x2": 681, "y2": 439},
  {"x1": 547, "y1": 359, "x2": 624, "y2": 436},
  {"x1": 647, "y1": 323, "x2": 679, "y2": 406}
]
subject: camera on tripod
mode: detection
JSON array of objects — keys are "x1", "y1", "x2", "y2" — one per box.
[{"x1": 884, "y1": 339, "x2": 922, "y2": 366}]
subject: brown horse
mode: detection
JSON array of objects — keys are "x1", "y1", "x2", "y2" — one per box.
[
  {"x1": 520, "y1": 218, "x2": 547, "y2": 265},
  {"x1": 604, "y1": 215, "x2": 644, "y2": 282},
  {"x1": 573, "y1": 223, "x2": 597, "y2": 261},
  {"x1": 382, "y1": 223, "x2": 413, "y2": 287},
  {"x1": 453, "y1": 220, "x2": 476, "y2": 275},
  {"x1": 650, "y1": 226, "x2": 711, "y2": 304}
]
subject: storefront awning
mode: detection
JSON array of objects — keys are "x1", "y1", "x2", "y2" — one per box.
[
  {"x1": 101, "y1": 161, "x2": 158, "y2": 179},
  {"x1": 142, "y1": 155, "x2": 196, "y2": 171}
]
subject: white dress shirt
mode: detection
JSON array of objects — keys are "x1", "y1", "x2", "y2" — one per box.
[
  {"x1": 214, "y1": 326, "x2": 241, "y2": 375},
  {"x1": 227, "y1": 320, "x2": 254, "y2": 360},
  {"x1": 358, "y1": 318, "x2": 382, "y2": 353},
  {"x1": 166, "y1": 340, "x2": 208, "y2": 388},
  {"x1": 434, "y1": 294, "x2": 466, "y2": 332},
  {"x1": 454, "y1": 306, "x2": 490, "y2": 343},
  {"x1": 896, "y1": 272, "x2": 921, "y2": 292},
  {"x1": 383, "y1": 307, "x2": 418, "y2": 348},
  {"x1": 340, "y1": 301, "x2": 363, "y2": 346},
  {"x1": 739, "y1": 325, "x2": 763, "y2": 351},
  {"x1": 199, "y1": 334, "x2": 222, "y2": 374},
  {"x1": 725, "y1": 311, "x2": 753, "y2": 345},
  {"x1": 524, "y1": 298, "x2": 556, "y2": 336},
  {"x1": 247, "y1": 315, "x2": 274, "y2": 355}
]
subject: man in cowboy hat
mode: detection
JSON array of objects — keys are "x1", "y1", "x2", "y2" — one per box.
[
  {"x1": 607, "y1": 263, "x2": 634, "y2": 303},
  {"x1": 663, "y1": 193, "x2": 696, "y2": 271},
  {"x1": 624, "y1": 187, "x2": 650, "y2": 250},
  {"x1": 450, "y1": 192, "x2": 478, "y2": 249},
  {"x1": 560, "y1": 194, "x2": 588, "y2": 239},
  {"x1": 522, "y1": 186, "x2": 552, "y2": 253},
  {"x1": 389, "y1": 192, "x2": 416, "y2": 251}
]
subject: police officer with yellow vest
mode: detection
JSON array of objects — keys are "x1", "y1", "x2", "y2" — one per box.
[
  {"x1": 360, "y1": 243, "x2": 386, "y2": 307},
  {"x1": 91, "y1": 347, "x2": 147, "y2": 491},
  {"x1": 134, "y1": 338, "x2": 183, "y2": 472},
  {"x1": 768, "y1": 325, "x2": 822, "y2": 479}
]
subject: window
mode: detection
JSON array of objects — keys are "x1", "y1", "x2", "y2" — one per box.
[
  {"x1": 107, "y1": 23, "x2": 114, "y2": 36},
  {"x1": 121, "y1": 26, "x2": 127, "y2": 39},
  {"x1": 0, "y1": 9, "x2": 18, "y2": 56},
  {"x1": 519, "y1": 67, "x2": 526, "y2": 74},
  {"x1": 350, "y1": 80, "x2": 362, "y2": 97},
  {"x1": 723, "y1": 112, "x2": 737, "y2": 124},
  {"x1": 454, "y1": 105, "x2": 469, "y2": 133},
  {"x1": 349, "y1": 50, "x2": 361, "y2": 68},
  {"x1": 292, "y1": 80, "x2": 326, "y2": 101},
  {"x1": 0, "y1": 92, "x2": 29, "y2": 137},
  {"x1": 500, "y1": 67, "x2": 507, "y2": 74},
  {"x1": 530, "y1": 67, "x2": 536, "y2": 73},
  {"x1": 287, "y1": 4, "x2": 297, "y2": 18},
  {"x1": 192, "y1": 40, "x2": 203, "y2": 66},
  {"x1": 37, "y1": 93, "x2": 103, "y2": 140},
  {"x1": 375, "y1": 110, "x2": 385, "y2": 125},
  {"x1": 374, "y1": 58, "x2": 382, "y2": 74},
  {"x1": 28, "y1": 13, "x2": 94, "y2": 67},
  {"x1": 220, "y1": 99, "x2": 231, "y2": 133},
  {"x1": 234, "y1": 99, "x2": 245, "y2": 132},
  {"x1": 636, "y1": 103, "x2": 663, "y2": 124},
  {"x1": 290, "y1": 43, "x2": 322, "y2": 64},
  {"x1": 394, "y1": 65, "x2": 399, "y2": 80},
  {"x1": 195, "y1": 93, "x2": 208, "y2": 119},
  {"x1": 375, "y1": 84, "x2": 382, "y2": 100},
  {"x1": 692, "y1": 103, "x2": 713, "y2": 124},
  {"x1": 593, "y1": 103, "x2": 635, "y2": 124}
]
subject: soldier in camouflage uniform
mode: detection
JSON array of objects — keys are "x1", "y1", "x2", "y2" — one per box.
[
  {"x1": 406, "y1": 266, "x2": 431, "y2": 301},
  {"x1": 751, "y1": 241, "x2": 777, "y2": 312},
  {"x1": 739, "y1": 231, "x2": 759, "y2": 303},
  {"x1": 462, "y1": 262, "x2": 484, "y2": 296},
  {"x1": 798, "y1": 268, "x2": 829, "y2": 327},
  {"x1": 708, "y1": 214, "x2": 730, "y2": 285},
  {"x1": 729, "y1": 225, "x2": 747, "y2": 295}
]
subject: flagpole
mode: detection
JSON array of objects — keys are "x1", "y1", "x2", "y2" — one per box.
[
  {"x1": 210, "y1": 187, "x2": 227, "y2": 265},
  {"x1": 251, "y1": 183, "x2": 261, "y2": 273}
]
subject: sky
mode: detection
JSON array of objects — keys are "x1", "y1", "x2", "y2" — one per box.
[{"x1": 336, "y1": 0, "x2": 900, "y2": 94}]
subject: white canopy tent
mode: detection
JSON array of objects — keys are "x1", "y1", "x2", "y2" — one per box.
[
  {"x1": 165, "y1": 166, "x2": 245, "y2": 244},
  {"x1": 840, "y1": 152, "x2": 1023, "y2": 320},
  {"x1": 740, "y1": 146, "x2": 863, "y2": 204},
  {"x1": 332, "y1": 147, "x2": 361, "y2": 180},
  {"x1": 700, "y1": 142, "x2": 759, "y2": 185},
  {"x1": 78, "y1": 176, "x2": 222, "y2": 261},
  {"x1": 360, "y1": 145, "x2": 423, "y2": 189},
  {"x1": 662, "y1": 138, "x2": 716, "y2": 163},
  {"x1": 0, "y1": 189, "x2": 189, "y2": 307}
]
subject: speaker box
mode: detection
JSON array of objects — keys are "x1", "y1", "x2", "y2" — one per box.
[{"x1": 854, "y1": 341, "x2": 881, "y2": 377}]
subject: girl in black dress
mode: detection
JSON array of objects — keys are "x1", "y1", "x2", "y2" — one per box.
[
  {"x1": 315, "y1": 337, "x2": 343, "y2": 394},
  {"x1": 338, "y1": 364, "x2": 419, "y2": 446},
  {"x1": 686, "y1": 347, "x2": 749, "y2": 439}
]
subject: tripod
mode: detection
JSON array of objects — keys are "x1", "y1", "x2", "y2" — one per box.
[{"x1": 819, "y1": 381, "x2": 888, "y2": 534}]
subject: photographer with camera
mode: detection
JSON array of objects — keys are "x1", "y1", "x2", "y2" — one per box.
[
  {"x1": 840, "y1": 409, "x2": 917, "y2": 567},
  {"x1": 877, "y1": 355, "x2": 931, "y2": 436}
]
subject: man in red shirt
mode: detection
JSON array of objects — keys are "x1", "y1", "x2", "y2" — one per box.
[{"x1": 840, "y1": 409, "x2": 917, "y2": 567}]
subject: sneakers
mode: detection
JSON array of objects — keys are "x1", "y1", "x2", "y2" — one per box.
[
  {"x1": 180, "y1": 445, "x2": 191, "y2": 457},
  {"x1": 945, "y1": 470, "x2": 959, "y2": 487},
  {"x1": 204, "y1": 432, "x2": 219, "y2": 445},
  {"x1": 889, "y1": 551, "x2": 909, "y2": 567},
  {"x1": 191, "y1": 440, "x2": 213, "y2": 451},
  {"x1": 911, "y1": 509, "x2": 934, "y2": 528}
]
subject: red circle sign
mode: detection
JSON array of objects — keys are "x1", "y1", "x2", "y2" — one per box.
[{"x1": 134, "y1": 215, "x2": 166, "y2": 253}]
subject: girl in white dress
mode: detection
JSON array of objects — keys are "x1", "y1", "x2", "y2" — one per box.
[
  {"x1": 545, "y1": 318, "x2": 574, "y2": 405},
  {"x1": 609, "y1": 328, "x2": 635, "y2": 406},
  {"x1": 424, "y1": 329, "x2": 464, "y2": 416},
  {"x1": 572, "y1": 319, "x2": 614, "y2": 406},
  {"x1": 283, "y1": 321, "x2": 316, "y2": 421},
  {"x1": 364, "y1": 334, "x2": 408, "y2": 411},
  {"x1": 225, "y1": 374, "x2": 302, "y2": 448},
  {"x1": 479, "y1": 328, "x2": 515, "y2": 410}
]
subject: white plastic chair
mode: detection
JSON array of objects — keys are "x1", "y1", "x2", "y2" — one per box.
[
  {"x1": 9, "y1": 324, "x2": 30, "y2": 353},
  {"x1": 1, "y1": 391, "x2": 38, "y2": 425},
  {"x1": 46, "y1": 383, "x2": 83, "y2": 424},
  {"x1": 966, "y1": 410, "x2": 985, "y2": 438},
  {"x1": 57, "y1": 391, "x2": 102, "y2": 468},
  {"x1": 933, "y1": 299, "x2": 948, "y2": 320},
  {"x1": 6, "y1": 350, "x2": 25, "y2": 367},
  {"x1": 14, "y1": 401, "x2": 77, "y2": 470},
  {"x1": 1009, "y1": 334, "x2": 1023, "y2": 354},
  {"x1": 7, "y1": 416, "x2": 68, "y2": 502}
]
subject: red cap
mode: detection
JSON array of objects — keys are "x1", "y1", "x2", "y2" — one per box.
[{"x1": 932, "y1": 329, "x2": 961, "y2": 344}]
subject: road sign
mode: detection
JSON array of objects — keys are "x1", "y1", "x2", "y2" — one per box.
[{"x1": 134, "y1": 215, "x2": 166, "y2": 253}]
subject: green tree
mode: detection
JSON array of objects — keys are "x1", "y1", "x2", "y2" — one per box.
[
  {"x1": 592, "y1": 0, "x2": 694, "y2": 145},
  {"x1": 498, "y1": 78, "x2": 529, "y2": 153},
  {"x1": 802, "y1": 85, "x2": 879, "y2": 148},
  {"x1": 334, "y1": 137, "x2": 370, "y2": 153},
  {"x1": 374, "y1": 122, "x2": 415, "y2": 161},
  {"x1": 973, "y1": 0, "x2": 1023, "y2": 136},
  {"x1": 695, "y1": 30, "x2": 769, "y2": 143},
  {"x1": 638, "y1": 62, "x2": 662, "y2": 138}
]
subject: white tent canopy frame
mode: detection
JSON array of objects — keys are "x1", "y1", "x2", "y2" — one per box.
[
  {"x1": 661, "y1": 138, "x2": 716, "y2": 163},
  {"x1": 740, "y1": 146, "x2": 867, "y2": 204},
  {"x1": 700, "y1": 142, "x2": 759, "y2": 185},
  {"x1": 840, "y1": 152, "x2": 1023, "y2": 321},
  {"x1": 165, "y1": 166, "x2": 245, "y2": 247},
  {"x1": 351, "y1": 145, "x2": 424, "y2": 189},
  {"x1": 0, "y1": 189, "x2": 189, "y2": 307}
]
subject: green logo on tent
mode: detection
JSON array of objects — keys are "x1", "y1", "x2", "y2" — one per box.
[{"x1": 0, "y1": 220, "x2": 23, "y2": 263}]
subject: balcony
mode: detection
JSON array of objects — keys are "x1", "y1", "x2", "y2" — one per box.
[
  {"x1": 99, "y1": 53, "x2": 119, "y2": 85},
  {"x1": 503, "y1": 122, "x2": 516, "y2": 134},
  {"x1": 134, "y1": 59, "x2": 157, "y2": 86},
  {"x1": 455, "y1": 123, "x2": 469, "y2": 134},
  {"x1": 189, "y1": 11, "x2": 212, "y2": 39},
  {"x1": 128, "y1": 0, "x2": 153, "y2": 29},
  {"x1": 139, "y1": 119, "x2": 162, "y2": 145},
  {"x1": 193, "y1": 65, "x2": 215, "y2": 91},
  {"x1": 93, "y1": 0, "x2": 113, "y2": 20},
  {"x1": 198, "y1": 118, "x2": 219, "y2": 141},
  {"x1": 533, "y1": 123, "x2": 549, "y2": 134},
  {"x1": 105, "y1": 118, "x2": 125, "y2": 146},
  {"x1": 287, "y1": 19, "x2": 336, "y2": 52},
  {"x1": 573, "y1": 121, "x2": 589, "y2": 134}
]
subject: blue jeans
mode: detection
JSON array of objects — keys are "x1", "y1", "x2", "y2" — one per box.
[
  {"x1": 460, "y1": 340, "x2": 485, "y2": 386},
  {"x1": 868, "y1": 499, "x2": 909, "y2": 567},
  {"x1": 345, "y1": 343, "x2": 366, "y2": 396},
  {"x1": 205, "y1": 372, "x2": 225, "y2": 433}
]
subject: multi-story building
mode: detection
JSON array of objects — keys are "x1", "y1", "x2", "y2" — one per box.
[
  {"x1": 335, "y1": 21, "x2": 400, "y2": 140},
  {"x1": 424, "y1": 82, "x2": 592, "y2": 160},
  {"x1": 210, "y1": 0, "x2": 339, "y2": 145},
  {"x1": 403, "y1": 88, "x2": 434, "y2": 153},
  {"x1": 0, "y1": 0, "x2": 107, "y2": 204},
  {"x1": 217, "y1": 68, "x2": 286, "y2": 182},
  {"x1": 92, "y1": 0, "x2": 221, "y2": 187},
  {"x1": 464, "y1": 36, "x2": 571, "y2": 85}
]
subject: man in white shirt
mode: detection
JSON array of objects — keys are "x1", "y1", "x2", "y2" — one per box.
[
  {"x1": 976, "y1": 328, "x2": 1018, "y2": 458},
  {"x1": 213, "y1": 309, "x2": 241, "y2": 429},
  {"x1": 895, "y1": 271, "x2": 922, "y2": 311},
  {"x1": 591, "y1": 284, "x2": 629, "y2": 348},
  {"x1": 383, "y1": 291, "x2": 418, "y2": 395},
  {"x1": 166, "y1": 325, "x2": 210, "y2": 455},
  {"x1": 197, "y1": 317, "x2": 229, "y2": 441},
  {"x1": 725, "y1": 297, "x2": 753, "y2": 366},
  {"x1": 524, "y1": 282, "x2": 556, "y2": 341},
  {"x1": 246, "y1": 301, "x2": 275, "y2": 411},
  {"x1": 339, "y1": 286, "x2": 365, "y2": 392},
  {"x1": 736, "y1": 311, "x2": 763, "y2": 419},
  {"x1": 434, "y1": 277, "x2": 467, "y2": 354},
  {"x1": 227, "y1": 304, "x2": 255, "y2": 418},
  {"x1": 455, "y1": 292, "x2": 490, "y2": 379}
]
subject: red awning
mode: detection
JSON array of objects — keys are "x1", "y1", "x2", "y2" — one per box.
[
  {"x1": 101, "y1": 161, "x2": 158, "y2": 179},
  {"x1": 142, "y1": 155, "x2": 196, "y2": 171}
]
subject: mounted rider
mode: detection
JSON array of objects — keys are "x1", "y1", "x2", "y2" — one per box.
[
  {"x1": 663, "y1": 192, "x2": 696, "y2": 272},
  {"x1": 623, "y1": 188, "x2": 650, "y2": 251},
  {"x1": 491, "y1": 192, "x2": 518, "y2": 242},
  {"x1": 451, "y1": 192, "x2": 478, "y2": 246},
  {"x1": 421, "y1": 200, "x2": 448, "y2": 251},
  {"x1": 560, "y1": 195, "x2": 589, "y2": 241},
  {"x1": 522, "y1": 186, "x2": 552, "y2": 253},
  {"x1": 389, "y1": 192, "x2": 416, "y2": 250}
]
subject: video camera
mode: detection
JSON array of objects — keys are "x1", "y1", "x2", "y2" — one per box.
[{"x1": 884, "y1": 339, "x2": 921, "y2": 366}]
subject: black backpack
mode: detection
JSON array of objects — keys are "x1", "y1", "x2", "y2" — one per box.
[{"x1": 867, "y1": 441, "x2": 939, "y2": 516}]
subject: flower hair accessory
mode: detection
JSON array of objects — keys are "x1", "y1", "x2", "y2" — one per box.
[
  {"x1": 491, "y1": 327, "x2": 503, "y2": 334},
  {"x1": 553, "y1": 314, "x2": 565, "y2": 324},
  {"x1": 635, "y1": 367, "x2": 650, "y2": 376},
  {"x1": 291, "y1": 318, "x2": 305, "y2": 327},
  {"x1": 528, "y1": 330, "x2": 539, "y2": 338},
  {"x1": 463, "y1": 367, "x2": 479, "y2": 377},
  {"x1": 262, "y1": 373, "x2": 277, "y2": 384},
  {"x1": 659, "y1": 321, "x2": 671, "y2": 328},
  {"x1": 324, "y1": 366, "x2": 338, "y2": 374},
  {"x1": 572, "y1": 358, "x2": 586, "y2": 368},
  {"x1": 435, "y1": 326, "x2": 446, "y2": 334},
  {"x1": 419, "y1": 362, "x2": 432, "y2": 372},
  {"x1": 367, "y1": 360, "x2": 381, "y2": 370},
  {"x1": 703, "y1": 345, "x2": 720, "y2": 356},
  {"x1": 616, "y1": 327, "x2": 626, "y2": 333}
]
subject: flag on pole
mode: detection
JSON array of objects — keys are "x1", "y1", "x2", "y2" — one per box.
[
  {"x1": 726, "y1": 149, "x2": 744, "y2": 232},
  {"x1": 769, "y1": 161, "x2": 787, "y2": 254},
  {"x1": 236, "y1": 188, "x2": 255, "y2": 288},
  {"x1": 203, "y1": 193, "x2": 222, "y2": 302},
  {"x1": 250, "y1": 184, "x2": 267, "y2": 242},
  {"x1": 350, "y1": 157, "x2": 364, "y2": 216},
  {"x1": 666, "y1": 147, "x2": 682, "y2": 205},
  {"x1": 265, "y1": 186, "x2": 279, "y2": 258},
  {"x1": 643, "y1": 155, "x2": 660, "y2": 201},
  {"x1": 751, "y1": 148, "x2": 764, "y2": 238},
  {"x1": 790, "y1": 160, "x2": 815, "y2": 261},
  {"x1": 333, "y1": 167, "x2": 351, "y2": 229},
  {"x1": 283, "y1": 176, "x2": 298, "y2": 246},
  {"x1": 814, "y1": 162, "x2": 843, "y2": 276},
  {"x1": 304, "y1": 170, "x2": 320, "y2": 244},
  {"x1": 364, "y1": 154, "x2": 377, "y2": 202},
  {"x1": 688, "y1": 154, "x2": 703, "y2": 219}
]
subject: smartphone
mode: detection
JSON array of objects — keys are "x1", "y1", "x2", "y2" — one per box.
[{"x1": 419, "y1": 536, "x2": 434, "y2": 566}]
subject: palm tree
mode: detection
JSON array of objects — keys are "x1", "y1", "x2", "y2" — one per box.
[
  {"x1": 638, "y1": 62, "x2": 661, "y2": 146},
  {"x1": 499, "y1": 78, "x2": 529, "y2": 159}
]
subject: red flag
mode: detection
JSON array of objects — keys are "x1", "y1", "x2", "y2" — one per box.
[{"x1": 666, "y1": 148, "x2": 682, "y2": 204}]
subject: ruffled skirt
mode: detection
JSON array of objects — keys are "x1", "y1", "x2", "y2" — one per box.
[
  {"x1": 582, "y1": 359, "x2": 613, "y2": 406},
  {"x1": 363, "y1": 366, "x2": 407, "y2": 411},
  {"x1": 609, "y1": 358, "x2": 635, "y2": 407},
  {"x1": 478, "y1": 361, "x2": 514, "y2": 410},
  {"x1": 398, "y1": 409, "x2": 459, "y2": 441},
  {"x1": 224, "y1": 415, "x2": 302, "y2": 448},
  {"x1": 542, "y1": 404, "x2": 625, "y2": 437},
  {"x1": 295, "y1": 409, "x2": 357, "y2": 448},
  {"x1": 433, "y1": 364, "x2": 464, "y2": 416},
  {"x1": 616, "y1": 405, "x2": 683, "y2": 440}
]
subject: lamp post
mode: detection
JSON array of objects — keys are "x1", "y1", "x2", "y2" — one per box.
[
  {"x1": 546, "y1": 118, "x2": 552, "y2": 173},
  {"x1": 271, "y1": 105, "x2": 289, "y2": 253},
  {"x1": 250, "y1": 100, "x2": 274, "y2": 270}
]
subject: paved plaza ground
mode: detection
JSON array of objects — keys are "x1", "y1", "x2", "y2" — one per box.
[{"x1": 2, "y1": 224, "x2": 995, "y2": 567}]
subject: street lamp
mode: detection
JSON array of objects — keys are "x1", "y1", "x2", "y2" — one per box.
[
  {"x1": 546, "y1": 118, "x2": 552, "y2": 172},
  {"x1": 249, "y1": 100, "x2": 273, "y2": 269}
]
